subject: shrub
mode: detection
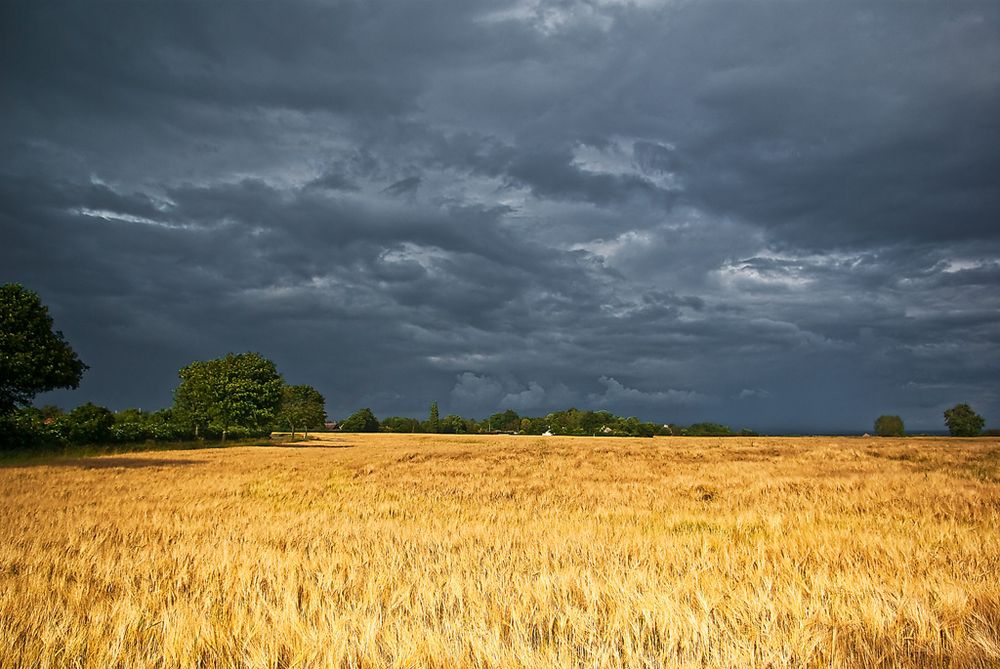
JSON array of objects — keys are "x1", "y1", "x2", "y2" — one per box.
[{"x1": 65, "y1": 403, "x2": 115, "y2": 444}]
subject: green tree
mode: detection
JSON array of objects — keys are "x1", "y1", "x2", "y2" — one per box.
[
  {"x1": 874, "y1": 415, "x2": 905, "y2": 437},
  {"x1": 341, "y1": 408, "x2": 379, "y2": 432},
  {"x1": 944, "y1": 403, "x2": 984, "y2": 437},
  {"x1": 684, "y1": 422, "x2": 732, "y2": 436},
  {"x1": 426, "y1": 401, "x2": 440, "y2": 433},
  {"x1": 172, "y1": 352, "x2": 283, "y2": 441},
  {"x1": 0, "y1": 283, "x2": 88, "y2": 415},
  {"x1": 487, "y1": 409, "x2": 520, "y2": 432},
  {"x1": 65, "y1": 402, "x2": 115, "y2": 444},
  {"x1": 276, "y1": 384, "x2": 326, "y2": 438},
  {"x1": 440, "y1": 414, "x2": 467, "y2": 434},
  {"x1": 381, "y1": 416, "x2": 422, "y2": 433}
]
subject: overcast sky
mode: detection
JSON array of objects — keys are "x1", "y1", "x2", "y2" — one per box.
[{"x1": 2, "y1": 1, "x2": 998, "y2": 432}]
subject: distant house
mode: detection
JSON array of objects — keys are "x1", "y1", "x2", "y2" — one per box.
[
  {"x1": 542, "y1": 429, "x2": 553, "y2": 436},
  {"x1": 324, "y1": 421, "x2": 338, "y2": 430}
]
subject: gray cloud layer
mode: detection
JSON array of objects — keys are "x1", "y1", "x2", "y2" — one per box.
[{"x1": 2, "y1": 1, "x2": 998, "y2": 431}]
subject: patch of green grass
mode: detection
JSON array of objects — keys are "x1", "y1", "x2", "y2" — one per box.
[{"x1": 0, "y1": 437, "x2": 278, "y2": 467}]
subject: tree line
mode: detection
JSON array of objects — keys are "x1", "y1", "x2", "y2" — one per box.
[
  {"x1": 1, "y1": 283, "x2": 993, "y2": 449},
  {"x1": 341, "y1": 404, "x2": 757, "y2": 438},
  {"x1": 2, "y1": 351, "x2": 327, "y2": 450},
  {"x1": 1, "y1": 284, "x2": 326, "y2": 450}
]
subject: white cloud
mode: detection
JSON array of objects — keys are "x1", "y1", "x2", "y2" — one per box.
[
  {"x1": 588, "y1": 376, "x2": 705, "y2": 407},
  {"x1": 735, "y1": 388, "x2": 771, "y2": 400}
]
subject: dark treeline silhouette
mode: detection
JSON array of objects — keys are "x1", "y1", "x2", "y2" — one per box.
[{"x1": 341, "y1": 405, "x2": 757, "y2": 438}]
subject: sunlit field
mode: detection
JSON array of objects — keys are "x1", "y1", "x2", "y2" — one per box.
[{"x1": 1, "y1": 434, "x2": 998, "y2": 668}]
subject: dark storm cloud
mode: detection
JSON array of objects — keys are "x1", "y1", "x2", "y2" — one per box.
[{"x1": 2, "y1": 1, "x2": 998, "y2": 431}]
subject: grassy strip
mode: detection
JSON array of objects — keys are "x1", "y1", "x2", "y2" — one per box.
[{"x1": 0, "y1": 434, "x2": 309, "y2": 466}]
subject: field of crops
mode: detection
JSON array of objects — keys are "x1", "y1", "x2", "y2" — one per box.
[{"x1": 1, "y1": 434, "x2": 998, "y2": 668}]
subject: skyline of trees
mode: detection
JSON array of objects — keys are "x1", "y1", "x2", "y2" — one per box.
[{"x1": 2, "y1": 284, "x2": 995, "y2": 448}]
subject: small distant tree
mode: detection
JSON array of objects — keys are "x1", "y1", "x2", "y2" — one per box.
[
  {"x1": 1, "y1": 283, "x2": 88, "y2": 415},
  {"x1": 440, "y1": 414, "x2": 467, "y2": 434},
  {"x1": 381, "y1": 416, "x2": 422, "y2": 433},
  {"x1": 944, "y1": 403, "x2": 984, "y2": 437},
  {"x1": 276, "y1": 385, "x2": 326, "y2": 438},
  {"x1": 684, "y1": 422, "x2": 732, "y2": 436},
  {"x1": 487, "y1": 409, "x2": 521, "y2": 432},
  {"x1": 874, "y1": 415, "x2": 905, "y2": 437},
  {"x1": 341, "y1": 408, "x2": 379, "y2": 432},
  {"x1": 426, "y1": 401, "x2": 440, "y2": 433}
]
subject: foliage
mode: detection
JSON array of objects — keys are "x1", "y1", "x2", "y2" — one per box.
[
  {"x1": 381, "y1": 416, "x2": 423, "y2": 433},
  {"x1": 145, "y1": 409, "x2": 187, "y2": 441},
  {"x1": 276, "y1": 385, "x2": 326, "y2": 437},
  {"x1": 439, "y1": 414, "x2": 469, "y2": 434},
  {"x1": 110, "y1": 408, "x2": 150, "y2": 443},
  {"x1": 519, "y1": 416, "x2": 549, "y2": 435},
  {"x1": 0, "y1": 408, "x2": 48, "y2": 450},
  {"x1": 944, "y1": 403, "x2": 985, "y2": 437},
  {"x1": 684, "y1": 422, "x2": 733, "y2": 436},
  {"x1": 173, "y1": 352, "x2": 283, "y2": 440},
  {"x1": 874, "y1": 415, "x2": 905, "y2": 437},
  {"x1": 486, "y1": 409, "x2": 521, "y2": 433},
  {"x1": 536, "y1": 408, "x2": 667, "y2": 437},
  {"x1": 64, "y1": 403, "x2": 115, "y2": 444},
  {"x1": 0, "y1": 283, "x2": 88, "y2": 415},
  {"x1": 426, "y1": 402, "x2": 440, "y2": 433},
  {"x1": 341, "y1": 408, "x2": 379, "y2": 432}
]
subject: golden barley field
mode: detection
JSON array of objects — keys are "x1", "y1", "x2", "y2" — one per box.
[{"x1": 1, "y1": 434, "x2": 999, "y2": 668}]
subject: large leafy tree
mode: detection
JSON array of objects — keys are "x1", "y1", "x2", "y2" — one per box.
[
  {"x1": 173, "y1": 352, "x2": 283, "y2": 440},
  {"x1": 944, "y1": 403, "x2": 985, "y2": 437},
  {"x1": 0, "y1": 283, "x2": 87, "y2": 415},
  {"x1": 276, "y1": 384, "x2": 326, "y2": 438}
]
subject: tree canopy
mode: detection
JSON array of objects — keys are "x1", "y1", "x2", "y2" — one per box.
[
  {"x1": 172, "y1": 352, "x2": 283, "y2": 439},
  {"x1": 944, "y1": 403, "x2": 984, "y2": 437},
  {"x1": 874, "y1": 415, "x2": 905, "y2": 437},
  {"x1": 426, "y1": 402, "x2": 440, "y2": 433},
  {"x1": 276, "y1": 384, "x2": 326, "y2": 437},
  {"x1": 0, "y1": 283, "x2": 87, "y2": 415},
  {"x1": 341, "y1": 407, "x2": 379, "y2": 432}
]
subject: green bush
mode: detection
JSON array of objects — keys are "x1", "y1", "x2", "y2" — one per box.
[{"x1": 65, "y1": 403, "x2": 115, "y2": 444}]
